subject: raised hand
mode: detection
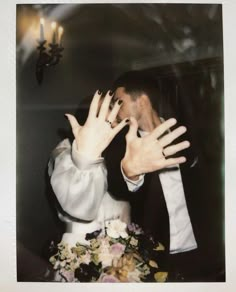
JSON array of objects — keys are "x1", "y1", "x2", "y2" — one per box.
[
  {"x1": 121, "y1": 117, "x2": 190, "y2": 180},
  {"x1": 65, "y1": 90, "x2": 129, "y2": 159}
]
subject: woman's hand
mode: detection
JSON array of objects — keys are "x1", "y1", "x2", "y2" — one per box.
[{"x1": 65, "y1": 90, "x2": 129, "y2": 159}]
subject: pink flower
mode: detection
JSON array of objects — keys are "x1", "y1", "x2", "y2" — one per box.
[
  {"x1": 110, "y1": 243, "x2": 126, "y2": 257},
  {"x1": 99, "y1": 273, "x2": 120, "y2": 283},
  {"x1": 60, "y1": 269, "x2": 75, "y2": 282}
]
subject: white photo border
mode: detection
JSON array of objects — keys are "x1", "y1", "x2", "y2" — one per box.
[{"x1": 0, "y1": 0, "x2": 235, "y2": 291}]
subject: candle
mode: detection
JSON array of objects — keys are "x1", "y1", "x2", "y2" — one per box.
[
  {"x1": 39, "y1": 18, "x2": 44, "y2": 42},
  {"x1": 51, "y1": 21, "x2": 57, "y2": 44},
  {"x1": 58, "y1": 26, "x2": 64, "y2": 47}
]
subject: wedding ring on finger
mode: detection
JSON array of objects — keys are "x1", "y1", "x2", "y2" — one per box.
[{"x1": 105, "y1": 120, "x2": 112, "y2": 127}]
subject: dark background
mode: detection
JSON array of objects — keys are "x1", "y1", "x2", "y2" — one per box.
[{"x1": 16, "y1": 3, "x2": 224, "y2": 281}]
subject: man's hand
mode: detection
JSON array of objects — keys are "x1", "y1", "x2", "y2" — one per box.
[
  {"x1": 121, "y1": 117, "x2": 190, "y2": 180},
  {"x1": 65, "y1": 90, "x2": 129, "y2": 159}
]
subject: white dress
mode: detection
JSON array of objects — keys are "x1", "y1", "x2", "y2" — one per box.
[{"x1": 48, "y1": 138, "x2": 130, "y2": 247}]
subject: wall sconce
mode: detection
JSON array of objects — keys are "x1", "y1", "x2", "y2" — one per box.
[{"x1": 36, "y1": 18, "x2": 64, "y2": 85}]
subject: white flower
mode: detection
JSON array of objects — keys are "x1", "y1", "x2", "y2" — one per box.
[
  {"x1": 98, "y1": 252, "x2": 114, "y2": 268},
  {"x1": 98, "y1": 238, "x2": 114, "y2": 267},
  {"x1": 130, "y1": 237, "x2": 138, "y2": 246},
  {"x1": 99, "y1": 237, "x2": 110, "y2": 252},
  {"x1": 80, "y1": 251, "x2": 91, "y2": 265},
  {"x1": 105, "y1": 219, "x2": 128, "y2": 239},
  {"x1": 60, "y1": 260, "x2": 66, "y2": 267}
]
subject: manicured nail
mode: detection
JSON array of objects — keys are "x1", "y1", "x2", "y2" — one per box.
[
  {"x1": 118, "y1": 99, "x2": 123, "y2": 105},
  {"x1": 98, "y1": 89, "x2": 102, "y2": 95},
  {"x1": 125, "y1": 118, "x2": 130, "y2": 123},
  {"x1": 64, "y1": 114, "x2": 68, "y2": 119},
  {"x1": 109, "y1": 90, "x2": 114, "y2": 96}
]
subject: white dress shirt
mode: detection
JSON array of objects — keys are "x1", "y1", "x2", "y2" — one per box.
[{"x1": 121, "y1": 129, "x2": 197, "y2": 254}]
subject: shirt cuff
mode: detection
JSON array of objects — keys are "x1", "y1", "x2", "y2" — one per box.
[
  {"x1": 120, "y1": 162, "x2": 144, "y2": 192},
  {"x1": 71, "y1": 140, "x2": 104, "y2": 170}
]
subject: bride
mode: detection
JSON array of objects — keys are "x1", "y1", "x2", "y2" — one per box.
[{"x1": 48, "y1": 90, "x2": 131, "y2": 248}]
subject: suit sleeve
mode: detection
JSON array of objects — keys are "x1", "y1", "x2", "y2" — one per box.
[{"x1": 49, "y1": 139, "x2": 107, "y2": 221}]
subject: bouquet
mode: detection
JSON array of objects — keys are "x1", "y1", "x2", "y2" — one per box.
[{"x1": 49, "y1": 219, "x2": 168, "y2": 282}]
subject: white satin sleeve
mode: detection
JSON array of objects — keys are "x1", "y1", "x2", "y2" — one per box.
[{"x1": 49, "y1": 139, "x2": 108, "y2": 221}]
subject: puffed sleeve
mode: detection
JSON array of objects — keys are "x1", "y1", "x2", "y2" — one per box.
[{"x1": 49, "y1": 139, "x2": 108, "y2": 221}]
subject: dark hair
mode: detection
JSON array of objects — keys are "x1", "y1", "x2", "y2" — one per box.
[{"x1": 112, "y1": 70, "x2": 162, "y2": 110}]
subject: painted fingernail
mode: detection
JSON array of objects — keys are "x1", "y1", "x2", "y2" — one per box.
[
  {"x1": 64, "y1": 114, "x2": 68, "y2": 119},
  {"x1": 98, "y1": 89, "x2": 102, "y2": 95},
  {"x1": 109, "y1": 90, "x2": 114, "y2": 96},
  {"x1": 118, "y1": 99, "x2": 123, "y2": 105},
  {"x1": 125, "y1": 118, "x2": 130, "y2": 123}
]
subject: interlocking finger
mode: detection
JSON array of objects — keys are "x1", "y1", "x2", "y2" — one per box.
[
  {"x1": 87, "y1": 90, "x2": 103, "y2": 120},
  {"x1": 112, "y1": 118, "x2": 129, "y2": 137},
  {"x1": 149, "y1": 118, "x2": 177, "y2": 140},
  {"x1": 106, "y1": 99, "x2": 123, "y2": 123},
  {"x1": 162, "y1": 141, "x2": 190, "y2": 157},
  {"x1": 98, "y1": 90, "x2": 113, "y2": 120},
  {"x1": 125, "y1": 117, "x2": 139, "y2": 142}
]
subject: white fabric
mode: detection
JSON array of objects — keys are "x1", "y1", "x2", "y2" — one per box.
[
  {"x1": 49, "y1": 139, "x2": 130, "y2": 246},
  {"x1": 120, "y1": 164, "x2": 144, "y2": 191},
  {"x1": 50, "y1": 134, "x2": 197, "y2": 253},
  {"x1": 158, "y1": 166, "x2": 197, "y2": 254},
  {"x1": 121, "y1": 129, "x2": 197, "y2": 254}
]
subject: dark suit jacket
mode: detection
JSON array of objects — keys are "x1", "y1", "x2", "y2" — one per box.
[
  {"x1": 105, "y1": 128, "x2": 200, "y2": 237},
  {"x1": 104, "y1": 127, "x2": 209, "y2": 279}
]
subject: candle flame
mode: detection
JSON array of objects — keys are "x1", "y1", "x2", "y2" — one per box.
[{"x1": 51, "y1": 22, "x2": 57, "y2": 30}]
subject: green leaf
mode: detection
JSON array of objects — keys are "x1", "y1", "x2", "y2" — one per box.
[
  {"x1": 153, "y1": 242, "x2": 165, "y2": 251},
  {"x1": 154, "y1": 272, "x2": 168, "y2": 282},
  {"x1": 149, "y1": 260, "x2": 158, "y2": 268}
]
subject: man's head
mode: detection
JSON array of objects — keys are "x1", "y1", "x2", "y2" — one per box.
[{"x1": 112, "y1": 71, "x2": 162, "y2": 126}]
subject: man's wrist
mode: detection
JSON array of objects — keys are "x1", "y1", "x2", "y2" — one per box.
[{"x1": 121, "y1": 158, "x2": 140, "y2": 181}]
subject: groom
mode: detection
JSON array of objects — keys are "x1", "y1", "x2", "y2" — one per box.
[{"x1": 104, "y1": 70, "x2": 205, "y2": 281}]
